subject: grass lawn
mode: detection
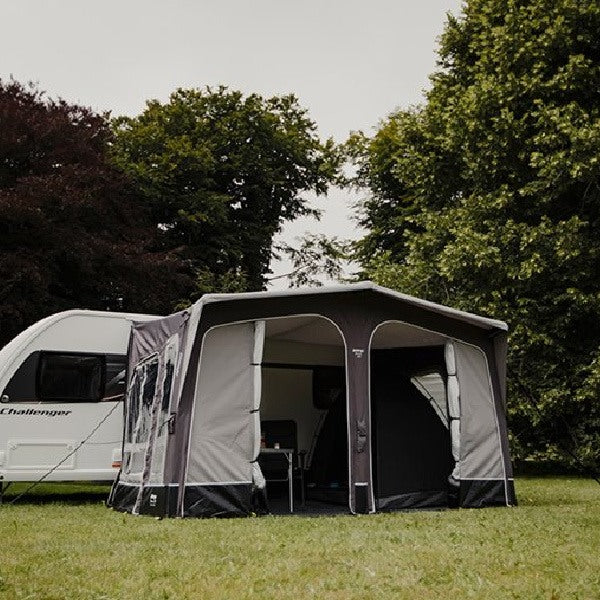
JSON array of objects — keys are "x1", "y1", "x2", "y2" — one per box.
[{"x1": 0, "y1": 478, "x2": 598, "y2": 599}]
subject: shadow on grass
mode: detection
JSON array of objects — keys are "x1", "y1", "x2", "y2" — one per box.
[{"x1": 2, "y1": 483, "x2": 111, "y2": 506}]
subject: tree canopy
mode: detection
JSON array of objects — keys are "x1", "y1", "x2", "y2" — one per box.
[
  {"x1": 348, "y1": 0, "x2": 600, "y2": 470},
  {"x1": 0, "y1": 82, "x2": 338, "y2": 344},
  {"x1": 111, "y1": 87, "x2": 338, "y2": 292},
  {"x1": 0, "y1": 79, "x2": 190, "y2": 345}
]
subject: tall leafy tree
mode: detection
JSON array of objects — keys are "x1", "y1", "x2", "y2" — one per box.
[
  {"x1": 0, "y1": 79, "x2": 190, "y2": 345},
  {"x1": 110, "y1": 87, "x2": 338, "y2": 292},
  {"x1": 348, "y1": 0, "x2": 600, "y2": 471}
]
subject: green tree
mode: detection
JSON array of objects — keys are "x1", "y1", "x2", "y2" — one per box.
[
  {"x1": 348, "y1": 0, "x2": 600, "y2": 472},
  {"x1": 111, "y1": 87, "x2": 338, "y2": 292},
  {"x1": 0, "y1": 79, "x2": 190, "y2": 346}
]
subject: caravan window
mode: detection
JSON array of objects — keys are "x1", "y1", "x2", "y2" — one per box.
[
  {"x1": 2, "y1": 352, "x2": 128, "y2": 403},
  {"x1": 2, "y1": 352, "x2": 40, "y2": 402},
  {"x1": 105, "y1": 354, "x2": 128, "y2": 400},
  {"x1": 37, "y1": 353, "x2": 105, "y2": 402}
]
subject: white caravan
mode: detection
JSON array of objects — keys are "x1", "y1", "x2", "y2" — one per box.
[{"x1": 0, "y1": 310, "x2": 156, "y2": 484}]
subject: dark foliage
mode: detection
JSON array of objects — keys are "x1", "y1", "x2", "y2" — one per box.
[
  {"x1": 0, "y1": 80, "x2": 190, "y2": 345},
  {"x1": 111, "y1": 87, "x2": 338, "y2": 293}
]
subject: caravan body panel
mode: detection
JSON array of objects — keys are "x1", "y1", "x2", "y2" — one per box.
[{"x1": 0, "y1": 311, "x2": 155, "y2": 482}]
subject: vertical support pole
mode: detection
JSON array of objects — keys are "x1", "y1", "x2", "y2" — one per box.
[{"x1": 344, "y1": 330, "x2": 375, "y2": 514}]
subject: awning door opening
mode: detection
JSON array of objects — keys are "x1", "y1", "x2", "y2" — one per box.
[
  {"x1": 370, "y1": 322, "x2": 455, "y2": 510},
  {"x1": 259, "y1": 315, "x2": 348, "y2": 515}
]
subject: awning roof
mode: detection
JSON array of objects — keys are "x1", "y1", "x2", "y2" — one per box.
[{"x1": 196, "y1": 281, "x2": 508, "y2": 332}]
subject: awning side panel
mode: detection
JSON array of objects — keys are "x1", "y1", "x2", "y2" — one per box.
[
  {"x1": 108, "y1": 311, "x2": 188, "y2": 515},
  {"x1": 454, "y1": 341, "x2": 508, "y2": 505},
  {"x1": 185, "y1": 322, "x2": 255, "y2": 487}
]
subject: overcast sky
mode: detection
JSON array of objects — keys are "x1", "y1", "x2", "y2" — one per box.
[{"x1": 1, "y1": 0, "x2": 462, "y2": 286}]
